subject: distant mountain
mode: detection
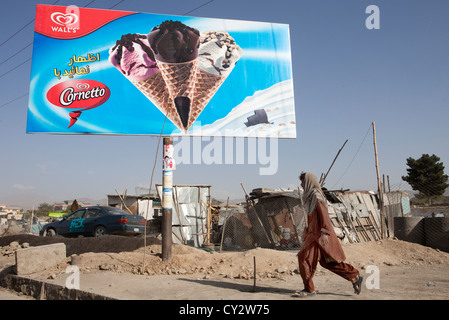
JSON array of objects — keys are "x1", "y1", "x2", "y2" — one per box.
[
  {"x1": 76, "y1": 197, "x2": 108, "y2": 206},
  {"x1": 0, "y1": 193, "x2": 107, "y2": 211},
  {"x1": 0, "y1": 192, "x2": 57, "y2": 211}
]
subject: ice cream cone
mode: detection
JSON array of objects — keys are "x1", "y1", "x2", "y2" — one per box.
[
  {"x1": 156, "y1": 59, "x2": 198, "y2": 132},
  {"x1": 108, "y1": 33, "x2": 188, "y2": 132},
  {"x1": 188, "y1": 69, "x2": 225, "y2": 130},
  {"x1": 185, "y1": 31, "x2": 243, "y2": 131},
  {"x1": 147, "y1": 20, "x2": 201, "y2": 132},
  {"x1": 133, "y1": 71, "x2": 185, "y2": 132}
]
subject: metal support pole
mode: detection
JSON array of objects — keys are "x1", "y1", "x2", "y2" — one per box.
[
  {"x1": 162, "y1": 137, "x2": 174, "y2": 261},
  {"x1": 372, "y1": 122, "x2": 386, "y2": 239}
]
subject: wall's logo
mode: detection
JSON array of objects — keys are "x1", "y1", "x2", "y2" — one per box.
[
  {"x1": 50, "y1": 12, "x2": 79, "y2": 26},
  {"x1": 50, "y1": 6, "x2": 80, "y2": 34}
]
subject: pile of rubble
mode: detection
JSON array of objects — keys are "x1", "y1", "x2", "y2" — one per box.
[{"x1": 1, "y1": 241, "x2": 30, "y2": 257}]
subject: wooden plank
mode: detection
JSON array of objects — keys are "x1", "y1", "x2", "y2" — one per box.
[
  {"x1": 332, "y1": 214, "x2": 354, "y2": 244},
  {"x1": 356, "y1": 216, "x2": 372, "y2": 241},
  {"x1": 368, "y1": 210, "x2": 382, "y2": 240}
]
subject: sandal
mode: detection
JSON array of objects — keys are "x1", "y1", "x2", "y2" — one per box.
[
  {"x1": 352, "y1": 274, "x2": 363, "y2": 295},
  {"x1": 291, "y1": 290, "x2": 317, "y2": 298}
]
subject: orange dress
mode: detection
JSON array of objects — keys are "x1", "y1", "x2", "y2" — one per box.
[{"x1": 297, "y1": 201, "x2": 359, "y2": 292}]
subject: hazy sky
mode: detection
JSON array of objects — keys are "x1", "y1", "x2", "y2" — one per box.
[{"x1": 1, "y1": 0, "x2": 448, "y2": 209}]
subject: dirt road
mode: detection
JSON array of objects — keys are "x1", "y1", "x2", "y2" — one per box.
[{"x1": 1, "y1": 234, "x2": 448, "y2": 301}]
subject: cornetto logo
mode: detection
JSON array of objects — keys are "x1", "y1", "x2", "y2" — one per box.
[
  {"x1": 50, "y1": 9, "x2": 79, "y2": 34},
  {"x1": 47, "y1": 79, "x2": 110, "y2": 128}
]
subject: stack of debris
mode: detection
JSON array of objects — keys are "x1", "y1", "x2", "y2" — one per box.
[{"x1": 218, "y1": 187, "x2": 411, "y2": 251}]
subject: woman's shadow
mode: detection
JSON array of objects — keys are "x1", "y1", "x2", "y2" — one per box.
[{"x1": 179, "y1": 277, "x2": 352, "y2": 298}]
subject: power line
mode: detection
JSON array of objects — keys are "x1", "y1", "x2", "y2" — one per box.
[
  {"x1": 0, "y1": 20, "x2": 35, "y2": 48},
  {"x1": 183, "y1": 0, "x2": 215, "y2": 15},
  {"x1": 331, "y1": 123, "x2": 373, "y2": 189},
  {"x1": 0, "y1": 58, "x2": 31, "y2": 79},
  {"x1": 0, "y1": 93, "x2": 29, "y2": 109},
  {"x1": 0, "y1": 1, "x2": 95, "y2": 66},
  {"x1": 0, "y1": 43, "x2": 33, "y2": 67},
  {"x1": 109, "y1": 0, "x2": 125, "y2": 9},
  {"x1": 0, "y1": 0, "x2": 61, "y2": 48},
  {"x1": 84, "y1": 0, "x2": 96, "y2": 7},
  {"x1": 0, "y1": 1, "x2": 111, "y2": 84}
]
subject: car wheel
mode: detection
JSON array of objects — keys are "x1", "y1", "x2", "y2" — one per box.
[
  {"x1": 94, "y1": 226, "x2": 107, "y2": 237},
  {"x1": 45, "y1": 228, "x2": 56, "y2": 237}
]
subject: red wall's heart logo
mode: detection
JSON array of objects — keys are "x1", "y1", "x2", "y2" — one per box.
[{"x1": 50, "y1": 12, "x2": 79, "y2": 26}]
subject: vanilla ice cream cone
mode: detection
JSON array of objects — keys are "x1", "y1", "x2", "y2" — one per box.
[
  {"x1": 187, "y1": 31, "x2": 243, "y2": 131},
  {"x1": 188, "y1": 70, "x2": 226, "y2": 130}
]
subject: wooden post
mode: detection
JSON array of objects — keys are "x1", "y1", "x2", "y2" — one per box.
[
  {"x1": 162, "y1": 137, "x2": 174, "y2": 261},
  {"x1": 219, "y1": 197, "x2": 230, "y2": 253},
  {"x1": 207, "y1": 186, "x2": 211, "y2": 244},
  {"x1": 241, "y1": 183, "x2": 273, "y2": 246},
  {"x1": 173, "y1": 186, "x2": 186, "y2": 244},
  {"x1": 372, "y1": 122, "x2": 386, "y2": 239},
  {"x1": 252, "y1": 256, "x2": 257, "y2": 292}
]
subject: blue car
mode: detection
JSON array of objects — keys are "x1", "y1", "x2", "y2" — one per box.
[{"x1": 39, "y1": 206, "x2": 146, "y2": 237}]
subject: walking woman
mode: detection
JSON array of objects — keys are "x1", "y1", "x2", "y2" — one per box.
[{"x1": 293, "y1": 172, "x2": 363, "y2": 298}]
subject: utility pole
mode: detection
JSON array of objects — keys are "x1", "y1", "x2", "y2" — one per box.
[
  {"x1": 162, "y1": 137, "x2": 174, "y2": 261},
  {"x1": 372, "y1": 122, "x2": 386, "y2": 239}
]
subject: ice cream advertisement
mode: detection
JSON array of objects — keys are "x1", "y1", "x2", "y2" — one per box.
[{"x1": 27, "y1": 5, "x2": 296, "y2": 138}]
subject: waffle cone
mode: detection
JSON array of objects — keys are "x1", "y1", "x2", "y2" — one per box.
[
  {"x1": 188, "y1": 69, "x2": 226, "y2": 130},
  {"x1": 133, "y1": 71, "x2": 185, "y2": 132},
  {"x1": 157, "y1": 60, "x2": 198, "y2": 132}
]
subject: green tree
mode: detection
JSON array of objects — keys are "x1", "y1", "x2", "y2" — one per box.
[
  {"x1": 402, "y1": 154, "x2": 449, "y2": 204},
  {"x1": 35, "y1": 202, "x2": 54, "y2": 217},
  {"x1": 211, "y1": 198, "x2": 223, "y2": 206}
]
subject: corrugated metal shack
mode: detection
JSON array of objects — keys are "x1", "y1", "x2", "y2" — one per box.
[
  {"x1": 327, "y1": 190, "x2": 411, "y2": 243},
  {"x1": 249, "y1": 188, "x2": 304, "y2": 249},
  {"x1": 219, "y1": 188, "x2": 411, "y2": 250},
  {"x1": 156, "y1": 184, "x2": 211, "y2": 247},
  {"x1": 219, "y1": 188, "x2": 305, "y2": 250}
]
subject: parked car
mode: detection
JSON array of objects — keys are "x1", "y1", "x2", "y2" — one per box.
[{"x1": 39, "y1": 206, "x2": 146, "y2": 237}]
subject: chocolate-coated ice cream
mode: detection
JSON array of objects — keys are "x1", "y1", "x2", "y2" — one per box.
[{"x1": 147, "y1": 20, "x2": 200, "y2": 63}]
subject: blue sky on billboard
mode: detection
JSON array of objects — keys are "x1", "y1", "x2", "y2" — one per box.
[{"x1": 1, "y1": 0, "x2": 449, "y2": 209}]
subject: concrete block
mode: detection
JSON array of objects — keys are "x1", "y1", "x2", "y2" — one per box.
[{"x1": 15, "y1": 243, "x2": 66, "y2": 275}]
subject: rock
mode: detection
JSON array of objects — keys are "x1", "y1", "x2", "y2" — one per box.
[
  {"x1": 9, "y1": 241, "x2": 19, "y2": 249},
  {"x1": 276, "y1": 266, "x2": 288, "y2": 273},
  {"x1": 70, "y1": 254, "x2": 82, "y2": 265},
  {"x1": 99, "y1": 264, "x2": 112, "y2": 270}
]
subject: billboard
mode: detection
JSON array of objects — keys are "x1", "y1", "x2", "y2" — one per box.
[{"x1": 27, "y1": 5, "x2": 296, "y2": 138}]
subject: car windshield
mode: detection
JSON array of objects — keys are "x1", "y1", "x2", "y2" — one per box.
[{"x1": 103, "y1": 207, "x2": 129, "y2": 215}]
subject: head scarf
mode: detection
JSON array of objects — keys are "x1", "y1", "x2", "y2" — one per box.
[{"x1": 300, "y1": 172, "x2": 327, "y2": 215}]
